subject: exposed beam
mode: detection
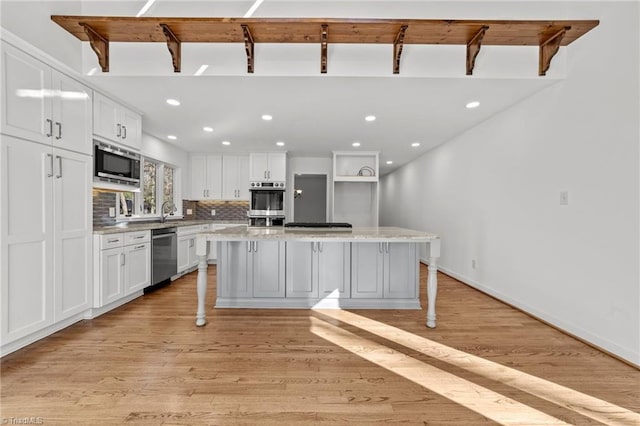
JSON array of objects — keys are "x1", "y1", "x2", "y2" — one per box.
[
  {"x1": 466, "y1": 26, "x2": 489, "y2": 76},
  {"x1": 539, "y1": 26, "x2": 570, "y2": 76},
  {"x1": 241, "y1": 24, "x2": 254, "y2": 73},
  {"x1": 321, "y1": 24, "x2": 328, "y2": 74},
  {"x1": 393, "y1": 25, "x2": 408, "y2": 74},
  {"x1": 80, "y1": 23, "x2": 109, "y2": 72},
  {"x1": 160, "y1": 24, "x2": 181, "y2": 73}
]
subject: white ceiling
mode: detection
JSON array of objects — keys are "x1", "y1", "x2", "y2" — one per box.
[{"x1": 31, "y1": 0, "x2": 573, "y2": 174}]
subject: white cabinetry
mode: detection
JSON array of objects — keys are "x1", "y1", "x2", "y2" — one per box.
[
  {"x1": 1, "y1": 42, "x2": 92, "y2": 155},
  {"x1": 0, "y1": 135, "x2": 92, "y2": 347},
  {"x1": 351, "y1": 242, "x2": 417, "y2": 299},
  {"x1": 222, "y1": 155, "x2": 249, "y2": 200},
  {"x1": 177, "y1": 224, "x2": 210, "y2": 273},
  {"x1": 94, "y1": 231, "x2": 150, "y2": 308},
  {"x1": 218, "y1": 241, "x2": 285, "y2": 298},
  {"x1": 332, "y1": 151, "x2": 379, "y2": 227},
  {"x1": 286, "y1": 242, "x2": 350, "y2": 299},
  {"x1": 93, "y1": 92, "x2": 142, "y2": 151},
  {"x1": 190, "y1": 154, "x2": 222, "y2": 200},
  {"x1": 249, "y1": 152, "x2": 286, "y2": 182}
]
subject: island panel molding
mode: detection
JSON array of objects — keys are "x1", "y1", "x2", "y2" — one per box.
[{"x1": 51, "y1": 16, "x2": 599, "y2": 76}]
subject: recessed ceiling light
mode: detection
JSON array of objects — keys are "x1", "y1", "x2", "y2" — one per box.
[
  {"x1": 411, "y1": 142, "x2": 421, "y2": 147},
  {"x1": 203, "y1": 126, "x2": 214, "y2": 132},
  {"x1": 262, "y1": 114, "x2": 273, "y2": 121},
  {"x1": 466, "y1": 101, "x2": 480, "y2": 109},
  {"x1": 276, "y1": 141, "x2": 285, "y2": 146},
  {"x1": 365, "y1": 115, "x2": 376, "y2": 122},
  {"x1": 386, "y1": 160, "x2": 393, "y2": 165},
  {"x1": 166, "y1": 99, "x2": 180, "y2": 106},
  {"x1": 221, "y1": 141, "x2": 231, "y2": 146},
  {"x1": 352, "y1": 142, "x2": 361, "y2": 147},
  {"x1": 167, "y1": 135, "x2": 177, "y2": 140}
]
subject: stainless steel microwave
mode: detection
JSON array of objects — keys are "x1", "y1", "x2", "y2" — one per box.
[{"x1": 94, "y1": 141, "x2": 141, "y2": 188}]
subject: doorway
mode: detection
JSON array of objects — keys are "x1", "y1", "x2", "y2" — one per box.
[{"x1": 293, "y1": 174, "x2": 327, "y2": 223}]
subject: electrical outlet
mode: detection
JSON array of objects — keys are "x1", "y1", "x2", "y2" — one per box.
[
  {"x1": 108, "y1": 207, "x2": 116, "y2": 217},
  {"x1": 472, "y1": 259, "x2": 477, "y2": 269},
  {"x1": 211, "y1": 209, "x2": 216, "y2": 216},
  {"x1": 560, "y1": 191, "x2": 569, "y2": 205},
  {"x1": 186, "y1": 208, "x2": 193, "y2": 215}
]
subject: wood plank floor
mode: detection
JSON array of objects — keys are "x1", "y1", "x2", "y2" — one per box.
[{"x1": 1, "y1": 265, "x2": 638, "y2": 425}]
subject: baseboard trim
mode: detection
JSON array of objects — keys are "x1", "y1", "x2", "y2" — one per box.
[
  {"x1": 1, "y1": 313, "x2": 85, "y2": 357},
  {"x1": 215, "y1": 298, "x2": 421, "y2": 310},
  {"x1": 430, "y1": 263, "x2": 639, "y2": 369}
]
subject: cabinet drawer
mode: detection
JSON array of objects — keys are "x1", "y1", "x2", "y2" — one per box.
[
  {"x1": 100, "y1": 233, "x2": 125, "y2": 250},
  {"x1": 125, "y1": 230, "x2": 150, "y2": 245}
]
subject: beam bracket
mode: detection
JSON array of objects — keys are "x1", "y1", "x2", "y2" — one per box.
[
  {"x1": 466, "y1": 26, "x2": 488, "y2": 75},
  {"x1": 393, "y1": 25, "x2": 408, "y2": 74},
  {"x1": 321, "y1": 24, "x2": 328, "y2": 74},
  {"x1": 80, "y1": 23, "x2": 109, "y2": 72},
  {"x1": 160, "y1": 24, "x2": 181, "y2": 73},
  {"x1": 539, "y1": 26, "x2": 570, "y2": 76},
  {"x1": 241, "y1": 24, "x2": 254, "y2": 74}
]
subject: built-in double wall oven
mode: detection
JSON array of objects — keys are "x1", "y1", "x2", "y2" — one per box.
[{"x1": 248, "y1": 181, "x2": 285, "y2": 226}]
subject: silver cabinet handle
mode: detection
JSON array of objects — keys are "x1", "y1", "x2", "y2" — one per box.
[
  {"x1": 56, "y1": 156, "x2": 62, "y2": 178},
  {"x1": 108, "y1": 238, "x2": 120, "y2": 243},
  {"x1": 134, "y1": 244, "x2": 146, "y2": 250},
  {"x1": 312, "y1": 242, "x2": 317, "y2": 253},
  {"x1": 121, "y1": 252, "x2": 125, "y2": 266},
  {"x1": 268, "y1": 170, "x2": 271, "y2": 179},
  {"x1": 379, "y1": 243, "x2": 384, "y2": 254},
  {"x1": 319, "y1": 242, "x2": 323, "y2": 253},
  {"x1": 189, "y1": 238, "x2": 194, "y2": 247},
  {"x1": 203, "y1": 190, "x2": 206, "y2": 198},
  {"x1": 247, "y1": 241, "x2": 252, "y2": 253},
  {"x1": 46, "y1": 118, "x2": 53, "y2": 137},
  {"x1": 117, "y1": 123, "x2": 121, "y2": 137},
  {"x1": 55, "y1": 122, "x2": 62, "y2": 140},
  {"x1": 134, "y1": 235, "x2": 145, "y2": 239},
  {"x1": 122, "y1": 125, "x2": 127, "y2": 139},
  {"x1": 264, "y1": 170, "x2": 267, "y2": 179},
  {"x1": 253, "y1": 241, "x2": 257, "y2": 252},
  {"x1": 46, "y1": 153, "x2": 54, "y2": 177}
]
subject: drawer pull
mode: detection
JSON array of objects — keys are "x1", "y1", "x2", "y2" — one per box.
[
  {"x1": 134, "y1": 244, "x2": 146, "y2": 249},
  {"x1": 107, "y1": 238, "x2": 120, "y2": 243}
]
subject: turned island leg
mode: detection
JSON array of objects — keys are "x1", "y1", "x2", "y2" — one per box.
[
  {"x1": 426, "y1": 239, "x2": 440, "y2": 328},
  {"x1": 195, "y1": 237, "x2": 209, "y2": 326}
]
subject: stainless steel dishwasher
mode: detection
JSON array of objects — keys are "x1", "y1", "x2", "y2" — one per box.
[{"x1": 149, "y1": 227, "x2": 177, "y2": 290}]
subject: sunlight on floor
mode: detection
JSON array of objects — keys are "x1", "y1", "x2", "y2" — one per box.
[{"x1": 311, "y1": 309, "x2": 640, "y2": 426}]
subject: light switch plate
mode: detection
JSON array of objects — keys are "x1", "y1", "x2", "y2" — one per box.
[
  {"x1": 186, "y1": 208, "x2": 193, "y2": 215},
  {"x1": 211, "y1": 209, "x2": 216, "y2": 216},
  {"x1": 109, "y1": 207, "x2": 116, "y2": 217}
]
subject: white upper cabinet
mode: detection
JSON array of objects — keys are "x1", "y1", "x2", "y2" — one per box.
[
  {"x1": 190, "y1": 154, "x2": 222, "y2": 200},
  {"x1": 93, "y1": 92, "x2": 142, "y2": 151},
  {"x1": 222, "y1": 155, "x2": 249, "y2": 200},
  {"x1": 1, "y1": 42, "x2": 92, "y2": 155},
  {"x1": 249, "y1": 152, "x2": 286, "y2": 182}
]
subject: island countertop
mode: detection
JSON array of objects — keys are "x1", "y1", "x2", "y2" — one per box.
[{"x1": 197, "y1": 225, "x2": 440, "y2": 242}]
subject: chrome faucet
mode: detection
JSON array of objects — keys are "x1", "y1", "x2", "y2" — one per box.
[{"x1": 160, "y1": 201, "x2": 176, "y2": 223}]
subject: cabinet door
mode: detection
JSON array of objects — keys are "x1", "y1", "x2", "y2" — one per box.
[
  {"x1": 190, "y1": 155, "x2": 208, "y2": 200},
  {"x1": 0, "y1": 137, "x2": 54, "y2": 343},
  {"x1": 188, "y1": 237, "x2": 198, "y2": 268},
  {"x1": 120, "y1": 107, "x2": 142, "y2": 151},
  {"x1": 100, "y1": 247, "x2": 124, "y2": 306},
  {"x1": 218, "y1": 241, "x2": 252, "y2": 298},
  {"x1": 318, "y1": 242, "x2": 351, "y2": 298},
  {"x1": 1, "y1": 42, "x2": 52, "y2": 144},
  {"x1": 384, "y1": 243, "x2": 418, "y2": 299},
  {"x1": 252, "y1": 241, "x2": 285, "y2": 297},
  {"x1": 206, "y1": 155, "x2": 222, "y2": 199},
  {"x1": 51, "y1": 72, "x2": 92, "y2": 155},
  {"x1": 249, "y1": 153, "x2": 269, "y2": 181},
  {"x1": 124, "y1": 243, "x2": 150, "y2": 294},
  {"x1": 177, "y1": 236, "x2": 190, "y2": 273},
  {"x1": 222, "y1": 155, "x2": 239, "y2": 200},
  {"x1": 267, "y1": 152, "x2": 287, "y2": 181},
  {"x1": 53, "y1": 149, "x2": 92, "y2": 321},
  {"x1": 93, "y1": 92, "x2": 121, "y2": 143},
  {"x1": 351, "y1": 243, "x2": 384, "y2": 298},
  {"x1": 237, "y1": 155, "x2": 250, "y2": 200},
  {"x1": 285, "y1": 242, "x2": 317, "y2": 298}
]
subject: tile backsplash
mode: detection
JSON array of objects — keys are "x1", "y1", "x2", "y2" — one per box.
[{"x1": 93, "y1": 190, "x2": 117, "y2": 227}]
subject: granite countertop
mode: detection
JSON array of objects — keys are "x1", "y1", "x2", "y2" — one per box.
[
  {"x1": 197, "y1": 225, "x2": 439, "y2": 242},
  {"x1": 93, "y1": 220, "x2": 247, "y2": 235}
]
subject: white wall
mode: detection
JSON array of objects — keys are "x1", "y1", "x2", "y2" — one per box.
[
  {"x1": 141, "y1": 132, "x2": 190, "y2": 204},
  {"x1": 380, "y1": 2, "x2": 639, "y2": 365}
]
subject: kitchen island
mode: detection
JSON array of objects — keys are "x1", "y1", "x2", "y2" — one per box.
[{"x1": 195, "y1": 226, "x2": 441, "y2": 328}]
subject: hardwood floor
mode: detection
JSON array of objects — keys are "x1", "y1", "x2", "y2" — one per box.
[{"x1": 1, "y1": 265, "x2": 638, "y2": 425}]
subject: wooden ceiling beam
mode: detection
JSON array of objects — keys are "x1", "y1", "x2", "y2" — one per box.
[
  {"x1": 393, "y1": 25, "x2": 408, "y2": 74},
  {"x1": 160, "y1": 24, "x2": 181, "y2": 72},
  {"x1": 466, "y1": 25, "x2": 489, "y2": 76},
  {"x1": 321, "y1": 24, "x2": 328, "y2": 74},
  {"x1": 539, "y1": 26, "x2": 570, "y2": 76},
  {"x1": 241, "y1": 24, "x2": 254, "y2": 74},
  {"x1": 79, "y1": 23, "x2": 109, "y2": 72}
]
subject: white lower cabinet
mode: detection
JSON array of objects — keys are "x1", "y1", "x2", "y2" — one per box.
[
  {"x1": 218, "y1": 241, "x2": 285, "y2": 298},
  {"x1": 351, "y1": 242, "x2": 417, "y2": 299},
  {"x1": 286, "y1": 242, "x2": 351, "y2": 299},
  {"x1": 94, "y1": 231, "x2": 150, "y2": 308},
  {"x1": 177, "y1": 224, "x2": 211, "y2": 274},
  {"x1": 1, "y1": 136, "x2": 92, "y2": 352}
]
